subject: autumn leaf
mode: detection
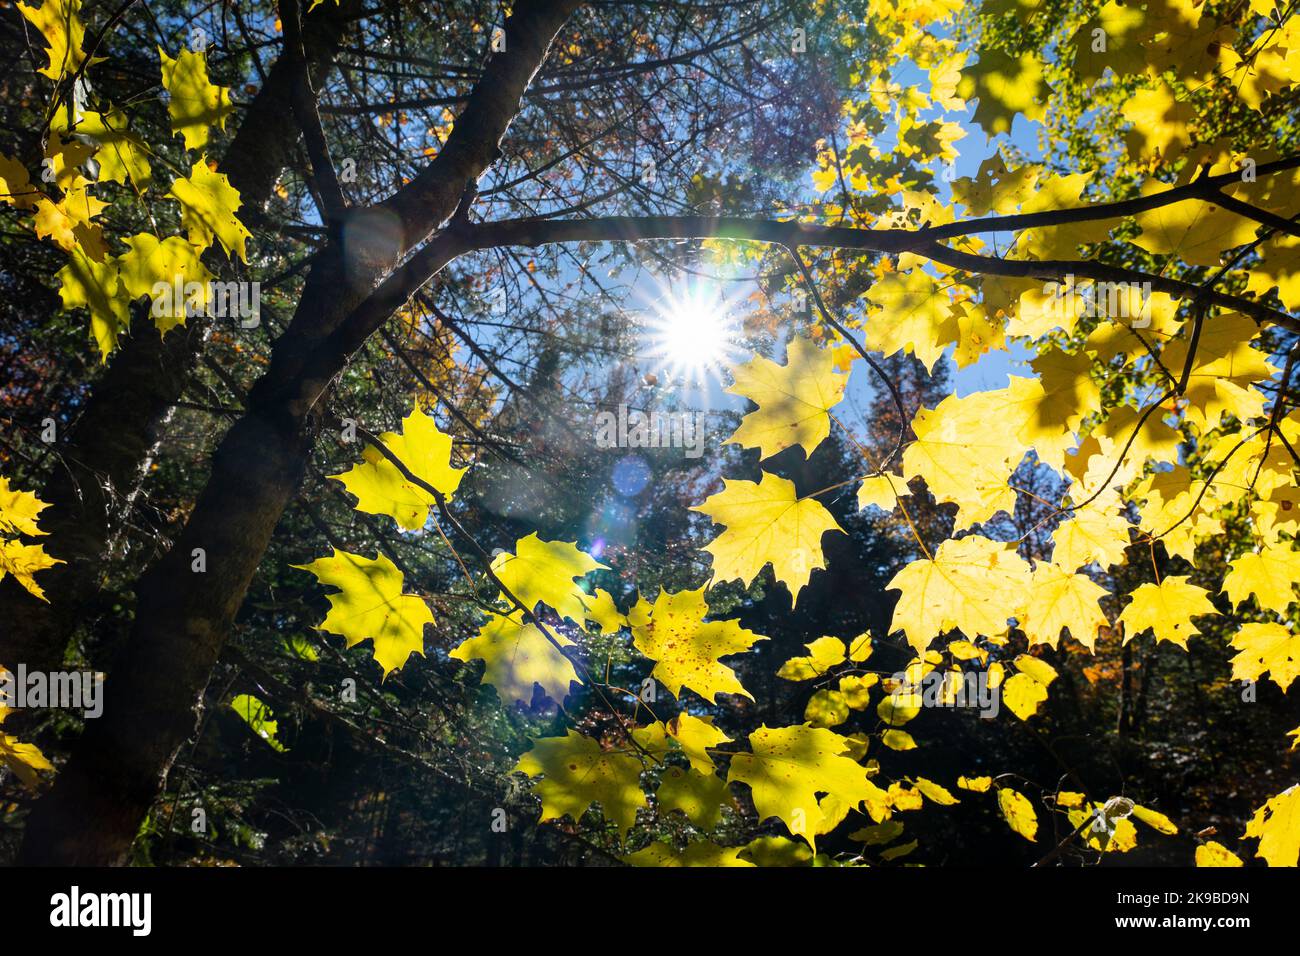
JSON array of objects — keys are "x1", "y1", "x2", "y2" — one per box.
[
  {"x1": 998, "y1": 788, "x2": 1038, "y2": 842},
  {"x1": 727, "y1": 724, "x2": 890, "y2": 850},
  {"x1": 1245, "y1": 785, "x2": 1300, "y2": 867},
  {"x1": 56, "y1": 248, "x2": 128, "y2": 360},
  {"x1": 19, "y1": 0, "x2": 96, "y2": 80},
  {"x1": 724, "y1": 336, "x2": 849, "y2": 459},
  {"x1": 450, "y1": 611, "x2": 579, "y2": 706},
  {"x1": 330, "y1": 406, "x2": 465, "y2": 531},
  {"x1": 166, "y1": 159, "x2": 253, "y2": 261},
  {"x1": 692, "y1": 472, "x2": 844, "y2": 602},
  {"x1": 628, "y1": 587, "x2": 765, "y2": 702},
  {"x1": 159, "y1": 47, "x2": 235, "y2": 151},
  {"x1": 514, "y1": 730, "x2": 647, "y2": 839},
  {"x1": 1118, "y1": 576, "x2": 1218, "y2": 649},
  {"x1": 1229, "y1": 623, "x2": 1300, "y2": 692},
  {"x1": 294, "y1": 549, "x2": 431, "y2": 676},
  {"x1": 886, "y1": 535, "x2": 1031, "y2": 655},
  {"x1": 487, "y1": 533, "x2": 609, "y2": 627}
]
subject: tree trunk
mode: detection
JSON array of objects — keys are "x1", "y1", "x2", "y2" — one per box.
[{"x1": 18, "y1": 0, "x2": 581, "y2": 866}]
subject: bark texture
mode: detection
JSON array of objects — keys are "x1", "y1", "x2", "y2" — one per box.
[{"x1": 18, "y1": 0, "x2": 581, "y2": 866}]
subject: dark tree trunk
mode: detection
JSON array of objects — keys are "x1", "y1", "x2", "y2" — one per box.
[{"x1": 18, "y1": 0, "x2": 581, "y2": 866}]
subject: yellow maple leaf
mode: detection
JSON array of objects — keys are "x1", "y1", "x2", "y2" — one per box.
[
  {"x1": 902, "y1": 387, "x2": 1024, "y2": 530},
  {"x1": 294, "y1": 549, "x2": 431, "y2": 676},
  {"x1": 625, "y1": 839, "x2": 751, "y2": 867},
  {"x1": 724, "y1": 336, "x2": 848, "y2": 460},
  {"x1": 727, "y1": 724, "x2": 890, "y2": 850},
  {"x1": 117, "y1": 233, "x2": 215, "y2": 334},
  {"x1": 957, "y1": 49, "x2": 1048, "y2": 135},
  {"x1": 56, "y1": 247, "x2": 128, "y2": 359},
  {"x1": 1130, "y1": 188, "x2": 1259, "y2": 268},
  {"x1": 864, "y1": 269, "x2": 959, "y2": 371},
  {"x1": 1118, "y1": 576, "x2": 1218, "y2": 649},
  {"x1": 159, "y1": 47, "x2": 235, "y2": 151},
  {"x1": 1245, "y1": 785, "x2": 1300, "y2": 867},
  {"x1": 166, "y1": 159, "x2": 252, "y2": 261},
  {"x1": 488, "y1": 533, "x2": 609, "y2": 626},
  {"x1": 628, "y1": 587, "x2": 765, "y2": 702},
  {"x1": 52, "y1": 108, "x2": 152, "y2": 187},
  {"x1": 1021, "y1": 563, "x2": 1109, "y2": 650},
  {"x1": 19, "y1": 0, "x2": 95, "y2": 80},
  {"x1": 514, "y1": 730, "x2": 647, "y2": 839},
  {"x1": 1223, "y1": 544, "x2": 1300, "y2": 612},
  {"x1": 1051, "y1": 505, "x2": 1132, "y2": 572},
  {"x1": 692, "y1": 472, "x2": 843, "y2": 602},
  {"x1": 450, "y1": 610, "x2": 578, "y2": 705},
  {"x1": 885, "y1": 535, "x2": 1031, "y2": 655},
  {"x1": 667, "y1": 713, "x2": 732, "y2": 775},
  {"x1": 1229, "y1": 623, "x2": 1300, "y2": 692},
  {"x1": 330, "y1": 406, "x2": 465, "y2": 531}
]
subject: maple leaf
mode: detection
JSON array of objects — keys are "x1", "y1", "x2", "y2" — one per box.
[
  {"x1": 856, "y1": 473, "x2": 902, "y2": 513},
  {"x1": 998, "y1": 787, "x2": 1038, "y2": 841},
  {"x1": 53, "y1": 108, "x2": 152, "y2": 187},
  {"x1": 488, "y1": 533, "x2": 609, "y2": 626},
  {"x1": 1229, "y1": 623, "x2": 1300, "y2": 692},
  {"x1": 1021, "y1": 563, "x2": 1109, "y2": 650},
  {"x1": 727, "y1": 724, "x2": 890, "y2": 850},
  {"x1": 19, "y1": 0, "x2": 96, "y2": 80},
  {"x1": 166, "y1": 160, "x2": 253, "y2": 261},
  {"x1": 1196, "y1": 841, "x2": 1244, "y2": 867},
  {"x1": 1223, "y1": 544, "x2": 1300, "y2": 611},
  {"x1": 655, "y1": 766, "x2": 730, "y2": 829},
  {"x1": 1130, "y1": 188, "x2": 1259, "y2": 268},
  {"x1": 514, "y1": 730, "x2": 647, "y2": 839},
  {"x1": 56, "y1": 247, "x2": 128, "y2": 359},
  {"x1": 692, "y1": 472, "x2": 843, "y2": 602},
  {"x1": 885, "y1": 535, "x2": 1031, "y2": 655},
  {"x1": 1050, "y1": 505, "x2": 1132, "y2": 572},
  {"x1": 0, "y1": 476, "x2": 61, "y2": 601},
  {"x1": 1118, "y1": 576, "x2": 1218, "y2": 649},
  {"x1": 864, "y1": 269, "x2": 959, "y2": 371},
  {"x1": 0, "y1": 688, "x2": 54, "y2": 787},
  {"x1": 294, "y1": 549, "x2": 431, "y2": 676},
  {"x1": 667, "y1": 713, "x2": 732, "y2": 775},
  {"x1": 628, "y1": 587, "x2": 765, "y2": 702},
  {"x1": 957, "y1": 49, "x2": 1048, "y2": 135},
  {"x1": 624, "y1": 840, "x2": 751, "y2": 867},
  {"x1": 159, "y1": 47, "x2": 235, "y2": 151},
  {"x1": 330, "y1": 406, "x2": 465, "y2": 531},
  {"x1": 902, "y1": 388, "x2": 1025, "y2": 530},
  {"x1": 117, "y1": 233, "x2": 215, "y2": 334},
  {"x1": 1245, "y1": 785, "x2": 1300, "y2": 867},
  {"x1": 0, "y1": 154, "x2": 40, "y2": 209},
  {"x1": 724, "y1": 336, "x2": 848, "y2": 459},
  {"x1": 449, "y1": 611, "x2": 578, "y2": 706}
]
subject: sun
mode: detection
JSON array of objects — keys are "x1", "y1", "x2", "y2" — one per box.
[{"x1": 643, "y1": 283, "x2": 738, "y2": 383}]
